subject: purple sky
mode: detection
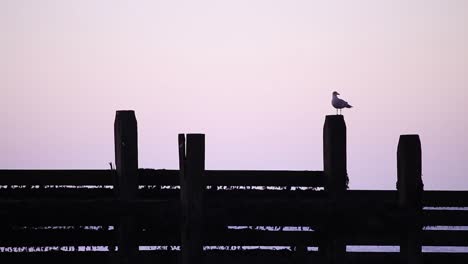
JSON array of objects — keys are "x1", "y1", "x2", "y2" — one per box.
[{"x1": 2, "y1": 0, "x2": 468, "y2": 190}]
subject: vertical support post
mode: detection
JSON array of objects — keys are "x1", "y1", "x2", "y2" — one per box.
[
  {"x1": 321, "y1": 115, "x2": 347, "y2": 263},
  {"x1": 397, "y1": 135, "x2": 423, "y2": 264},
  {"x1": 179, "y1": 134, "x2": 205, "y2": 264},
  {"x1": 114, "y1": 110, "x2": 138, "y2": 263},
  {"x1": 323, "y1": 115, "x2": 348, "y2": 196}
]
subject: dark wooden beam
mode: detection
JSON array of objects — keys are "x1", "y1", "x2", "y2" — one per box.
[
  {"x1": 397, "y1": 134, "x2": 423, "y2": 264},
  {"x1": 114, "y1": 110, "x2": 139, "y2": 263},
  {"x1": 179, "y1": 134, "x2": 205, "y2": 264},
  {"x1": 321, "y1": 115, "x2": 347, "y2": 263}
]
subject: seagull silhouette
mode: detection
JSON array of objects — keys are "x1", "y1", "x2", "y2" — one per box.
[{"x1": 332, "y1": 91, "x2": 353, "y2": 115}]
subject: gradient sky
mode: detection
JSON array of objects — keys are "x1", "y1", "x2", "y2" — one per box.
[{"x1": 1, "y1": 0, "x2": 468, "y2": 190}]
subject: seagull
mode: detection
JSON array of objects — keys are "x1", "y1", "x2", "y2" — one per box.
[{"x1": 332, "y1": 91, "x2": 353, "y2": 115}]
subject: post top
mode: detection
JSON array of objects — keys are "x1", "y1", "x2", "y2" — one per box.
[
  {"x1": 398, "y1": 135, "x2": 421, "y2": 145},
  {"x1": 399, "y1": 134, "x2": 420, "y2": 139},
  {"x1": 115, "y1": 110, "x2": 136, "y2": 119},
  {"x1": 325, "y1": 115, "x2": 345, "y2": 120},
  {"x1": 116, "y1": 110, "x2": 135, "y2": 114}
]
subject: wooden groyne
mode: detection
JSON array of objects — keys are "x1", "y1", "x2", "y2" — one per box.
[{"x1": 0, "y1": 111, "x2": 467, "y2": 264}]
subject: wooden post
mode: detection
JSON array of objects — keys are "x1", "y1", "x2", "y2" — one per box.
[
  {"x1": 114, "y1": 110, "x2": 138, "y2": 263},
  {"x1": 179, "y1": 134, "x2": 205, "y2": 264},
  {"x1": 321, "y1": 115, "x2": 347, "y2": 263},
  {"x1": 397, "y1": 135, "x2": 423, "y2": 264}
]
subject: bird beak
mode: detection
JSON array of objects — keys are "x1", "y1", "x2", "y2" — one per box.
[{"x1": 337, "y1": 93, "x2": 340, "y2": 95}]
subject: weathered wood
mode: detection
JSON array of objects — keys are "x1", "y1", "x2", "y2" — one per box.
[
  {"x1": 323, "y1": 115, "x2": 348, "y2": 195},
  {"x1": 397, "y1": 135, "x2": 423, "y2": 264},
  {"x1": 3, "y1": 228, "x2": 468, "y2": 252},
  {"x1": 3, "y1": 113, "x2": 468, "y2": 264},
  {"x1": 422, "y1": 230, "x2": 468, "y2": 246},
  {"x1": 114, "y1": 110, "x2": 139, "y2": 263},
  {"x1": 321, "y1": 115, "x2": 347, "y2": 263},
  {"x1": 0, "y1": 170, "x2": 114, "y2": 185},
  {"x1": 204, "y1": 170, "x2": 324, "y2": 187},
  {"x1": 423, "y1": 191, "x2": 468, "y2": 207},
  {"x1": 179, "y1": 134, "x2": 205, "y2": 264},
  {"x1": 422, "y1": 209, "x2": 468, "y2": 226},
  {"x1": 2, "y1": 251, "x2": 466, "y2": 264}
]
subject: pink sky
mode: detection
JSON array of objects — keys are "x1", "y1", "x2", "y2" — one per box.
[{"x1": 1, "y1": 0, "x2": 468, "y2": 190}]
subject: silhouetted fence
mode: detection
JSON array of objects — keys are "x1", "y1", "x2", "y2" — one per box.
[{"x1": 0, "y1": 111, "x2": 467, "y2": 264}]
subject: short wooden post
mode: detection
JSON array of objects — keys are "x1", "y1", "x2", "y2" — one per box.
[
  {"x1": 321, "y1": 115, "x2": 347, "y2": 263},
  {"x1": 179, "y1": 134, "x2": 205, "y2": 264},
  {"x1": 114, "y1": 110, "x2": 139, "y2": 263},
  {"x1": 397, "y1": 135, "x2": 423, "y2": 264}
]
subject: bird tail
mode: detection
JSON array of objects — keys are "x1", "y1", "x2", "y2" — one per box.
[{"x1": 346, "y1": 104, "x2": 353, "y2": 108}]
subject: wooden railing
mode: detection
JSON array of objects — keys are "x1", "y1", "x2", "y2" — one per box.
[{"x1": 0, "y1": 111, "x2": 467, "y2": 264}]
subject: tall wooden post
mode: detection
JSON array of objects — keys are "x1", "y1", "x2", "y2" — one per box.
[
  {"x1": 114, "y1": 110, "x2": 138, "y2": 263},
  {"x1": 179, "y1": 134, "x2": 205, "y2": 264},
  {"x1": 397, "y1": 135, "x2": 423, "y2": 264},
  {"x1": 321, "y1": 115, "x2": 347, "y2": 263}
]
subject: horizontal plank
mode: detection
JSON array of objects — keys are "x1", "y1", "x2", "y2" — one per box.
[
  {"x1": 422, "y1": 230, "x2": 468, "y2": 246},
  {"x1": 0, "y1": 199, "x2": 180, "y2": 226},
  {"x1": 0, "y1": 169, "x2": 325, "y2": 187},
  {"x1": 0, "y1": 189, "x2": 115, "y2": 199},
  {"x1": 423, "y1": 191, "x2": 468, "y2": 207},
  {"x1": 347, "y1": 252, "x2": 468, "y2": 264},
  {"x1": 0, "y1": 170, "x2": 115, "y2": 185},
  {"x1": 2, "y1": 229, "x2": 468, "y2": 248},
  {"x1": 0, "y1": 251, "x2": 179, "y2": 264},
  {"x1": 1, "y1": 251, "x2": 466, "y2": 264},
  {"x1": 422, "y1": 253, "x2": 468, "y2": 264},
  {"x1": 345, "y1": 190, "x2": 397, "y2": 202},
  {"x1": 423, "y1": 210, "x2": 468, "y2": 226},
  {"x1": 204, "y1": 170, "x2": 324, "y2": 187}
]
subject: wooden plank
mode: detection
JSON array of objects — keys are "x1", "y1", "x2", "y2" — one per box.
[
  {"x1": 345, "y1": 190, "x2": 397, "y2": 202},
  {"x1": 0, "y1": 169, "x2": 324, "y2": 187},
  {"x1": 0, "y1": 170, "x2": 113, "y2": 185},
  {"x1": 204, "y1": 170, "x2": 324, "y2": 187},
  {"x1": 203, "y1": 228, "x2": 319, "y2": 246},
  {"x1": 1, "y1": 251, "x2": 466, "y2": 264},
  {"x1": 0, "y1": 199, "x2": 179, "y2": 227},
  {"x1": 0, "y1": 189, "x2": 114, "y2": 199},
  {"x1": 346, "y1": 252, "x2": 399, "y2": 264},
  {"x1": 423, "y1": 210, "x2": 468, "y2": 226},
  {"x1": 0, "y1": 229, "x2": 116, "y2": 247},
  {"x1": 204, "y1": 250, "x2": 320, "y2": 264},
  {"x1": 0, "y1": 228, "x2": 181, "y2": 247},
  {"x1": 0, "y1": 251, "x2": 179, "y2": 264},
  {"x1": 139, "y1": 169, "x2": 179, "y2": 185},
  {"x1": 422, "y1": 253, "x2": 468, "y2": 264},
  {"x1": 422, "y1": 230, "x2": 468, "y2": 246},
  {"x1": 423, "y1": 191, "x2": 468, "y2": 207},
  {"x1": 11, "y1": 228, "x2": 463, "y2": 248},
  {"x1": 206, "y1": 199, "x2": 328, "y2": 226}
]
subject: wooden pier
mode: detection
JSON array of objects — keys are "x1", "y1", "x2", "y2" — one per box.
[{"x1": 0, "y1": 110, "x2": 467, "y2": 263}]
